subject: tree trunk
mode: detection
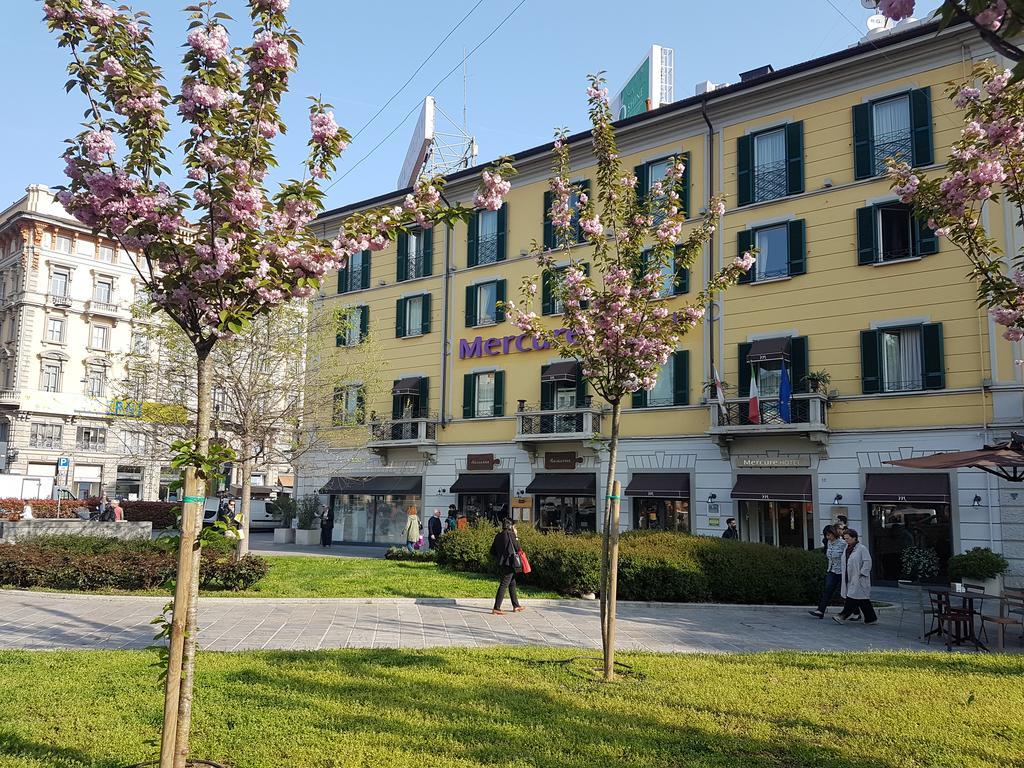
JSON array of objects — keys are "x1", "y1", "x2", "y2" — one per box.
[
  {"x1": 600, "y1": 401, "x2": 622, "y2": 681},
  {"x1": 236, "y1": 438, "x2": 253, "y2": 559},
  {"x1": 160, "y1": 350, "x2": 214, "y2": 768}
]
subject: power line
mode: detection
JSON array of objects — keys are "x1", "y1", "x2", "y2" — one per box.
[{"x1": 326, "y1": 0, "x2": 528, "y2": 192}]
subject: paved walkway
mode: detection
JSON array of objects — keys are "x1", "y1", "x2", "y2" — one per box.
[
  {"x1": 245, "y1": 531, "x2": 385, "y2": 559},
  {"x1": 0, "y1": 589, "x2": 950, "y2": 653}
]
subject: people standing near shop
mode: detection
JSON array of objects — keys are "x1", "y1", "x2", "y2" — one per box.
[
  {"x1": 835, "y1": 515, "x2": 848, "y2": 535},
  {"x1": 456, "y1": 510, "x2": 469, "y2": 530},
  {"x1": 722, "y1": 518, "x2": 739, "y2": 539},
  {"x1": 833, "y1": 528, "x2": 878, "y2": 625},
  {"x1": 445, "y1": 505, "x2": 458, "y2": 533},
  {"x1": 111, "y1": 498, "x2": 124, "y2": 522},
  {"x1": 428, "y1": 508, "x2": 443, "y2": 549},
  {"x1": 319, "y1": 503, "x2": 334, "y2": 548},
  {"x1": 404, "y1": 507, "x2": 422, "y2": 553},
  {"x1": 490, "y1": 519, "x2": 525, "y2": 615},
  {"x1": 809, "y1": 525, "x2": 844, "y2": 618}
]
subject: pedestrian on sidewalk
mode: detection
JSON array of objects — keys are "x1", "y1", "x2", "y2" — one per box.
[
  {"x1": 490, "y1": 518, "x2": 525, "y2": 615},
  {"x1": 445, "y1": 505, "x2": 458, "y2": 533},
  {"x1": 404, "y1": 507, "x2": 422, "y2": 553},
  {"x1": 809, "y1": 525, "x2": 844, "y2": 618},
  {"x1": 721, "y1": 517, "x2": 738, "y2": 539},
  {"x1": 833, "y1": 528, "x2": 878, "y2": 625},
  {"x1": 319, "y1": 503, "x2": 334, "y2": 548},
  {"x1": 428, "y1": 509, "x2": 443, "y2": 549}
]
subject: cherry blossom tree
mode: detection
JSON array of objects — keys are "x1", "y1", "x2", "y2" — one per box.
[
  {"x1": 43, "y1": 1, "x2": 509, "y2": 765},
  {"x1": 505, "y1": 75, "x2": 753, "y2": 680},
  {"x1": 888, "y1": 63, "x2": 1024, "y2": 344}
]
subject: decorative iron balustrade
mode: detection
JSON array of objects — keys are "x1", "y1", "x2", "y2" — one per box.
[
  {"x1": 49, "y1": 293, "x2": 72, "y2": 308},
  {"x1": 873, "y1": 130, "x2": 912, "y2": 174},
  {"x1": 515, "y1": 402, "x2": 602, "y2": 438},
  {"x1": 881, "y1": 378, "x2": 924, "y2": 394},
  {"x1": 753, "y1": 160, "x2": 787, "y2": 203},
  {"x1": 711, "y1": 393, "x2": 828, "y2": 430},
  {"x1": 476, "y1": 234, "x2": 499, "y2": 265},
  {"x1": 344, "y1": 265, "x2": 369, "y2": 292},
  {"x1": 368, "y1": 415, "x2": 438, "y2": 444}
]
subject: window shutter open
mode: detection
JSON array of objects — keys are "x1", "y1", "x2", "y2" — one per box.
[
  {"x1": 860, "y1": 329, "x2": 882, "y2": 394},
  {"x1": 736, "y1": 134, "x2": 753, "y2": 207},
  {"x1": 335, "y1": 327, "x2": 343, "y2": 347},
  {"x1": 737, "y1": 229, "x2": 754, "y2": 284},
  {"x1": 496, "y1": 203, "x2": 508, "y2": 261},
  {"x1": 359, "y1": 305, "x2": 369, "y2": 341},
  {"x1": 421, "y1": 293, "x2": 432, "y2": 334},
  {"x1": 361, "y1": 251, "x2": 371, "y2": 289},
  {"x1": 397, "y1": 233, "x2": 408, "y2": 282},
  {"x1": 575, "y1": 362, "x2": 587, "y2": 405},
  {"x1": 915, "y1": 216, "x2": 939, "y2": 256},
  {"x1": 422, "y1": 228, "x2": 434, "y2": 276},
  {"x1": 495, "y1": 279, "x2": 507, "y2": 322},
  {"x1": 417, "y1": 377, "x2": 430, "y2": 417},
  {"x1": 853, "y1": 103, "x2": 874, "y2": 179},
  {"x1": 788, "y1": 219, "x2": 807, "y2": 277},
  {"x1": 790, "y1": 336, "x2": 809, "y2": 393},
  {"x1": 674, "y1": 245, "x2": 690, "y2": 295},
  {"x1": 738, "y1": 342, "x2": 752, "y2": 397},
  {"x1": 910, "y1": 87, "x2": 933, "y2": 168},
  {"x1": 540, "y1": 371, "x2": 554, "y2": 411},
  {"x1": 463, "y1": 374, "x2": 476, "y2": 419},
  {"x1": 467, "y1": 211, "x2": 479, "y2": 267},
  {"x1": 673, "y1": 350, "x2": 689, "y2": 406},
  {"x1": 580, "y1": 263, "x2": 591, "y2": 309},
  {"x1": 395, "y1": 298, "x2": 406, "y2": 338},
  {"x1": 493, "y1": 370, "x2": 505, "y2": 417},
  {"x1": 634, "y1": 164, "x2": 648, "y2": 206},
  {"x1": 337, "y1": 264, "x2": 349, "y2": 295},
  {"x1": 575, "y1": 180, "x2": 591, "y2": 243},
  {"x1": 542, "y1": 270, "x2": 554, "y2": 315},
  {"x1": 542, "y1": 191, "x2": 554, "y2": 250},
  {"x1": 356, "y1": 388, "x2": 366, "y2": 424},
  {"x1": 465, "y1": 285, "x2": 477, "y2": 327},
  {"x1": 391, "y1": 384, "x2": 402, "y2": 419},
  {"x1": 921, "y1": 322, "x2": 945, "y2": 390},
  {"x1": 680, "y1": 151, "x2": 691, "y2": 218},
  {"x1": 856, "y1": 206, "x2": 878, "y2": 266},
  {"x1": 785, "y1": 122, "x2": 804, "y2": 196},
  {"x1": 631, "y1": 388, "x2": 647, "y2": 409}
]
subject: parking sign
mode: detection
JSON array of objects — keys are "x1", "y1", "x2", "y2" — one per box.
[{"x1": 57, "y1": 456, "x2": 71, "y2": 470}]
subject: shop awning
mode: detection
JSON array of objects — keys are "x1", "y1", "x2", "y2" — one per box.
[
  {"x1": 541, "y1": 361, "x2": 578, "y2": 383},
  {"x1": 863, "y1": 473, "x2": 950, "y2": 504},
  {"x1": 392, "y1": 376, "x2": 423, "y2": 395},
  {"x1": 230, "y1": 484, "x2": 277, "y2": 496},
  {"x1": 277, "y1": 474, "x2": 294, "y2": 488},
  {"x1": 731, "y1": 474, "x2": 812, "y2": 502},
  {"x1": 624, "y1": 473, "x2": 690, "y2": 498},
  {"x1": 449, "y1": 473, "x2": 511, "y2": 494},
  {"x1": 747, "y1": 337, "x2": 791, "y2": 363},
  {"x1": 525, "y1": 473, "x2": 596, "y2": 496},
  {"x1": 320, "y1": 475, "x2": 423, "y2": 495}
]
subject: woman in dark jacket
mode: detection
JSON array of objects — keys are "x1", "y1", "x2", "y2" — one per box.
[
  {"x1": 490, "y1": 519, "x2": 525, "y2": 615},
  {"x1": 319, "y1": 504, "x2": 334, "y2": 548}
]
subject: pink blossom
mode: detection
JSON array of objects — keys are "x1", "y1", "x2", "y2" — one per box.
[
  {"x1": 254, "y1": 0, "x2": 290, "y2": 11},
  {"x1": 250, "y1": 31, "x2": 294, "y2": 72},
  {"x1": 187, "y1": 24, "x2": 230, "y2": 61},
  {"x1": 970, "y1": 160, "x2": 1006, "y2": 186},
  {"x1": 83, "y1": 130, "x2": 116, "y2": 162},
  {"x1": 1003, "y1": 328, "x2": 1024, "y2": 342},
  {"x1": 975, "y1": 1, "x2": 1009, "y2": 31},
  {"x1": 878, "y1": 0, "x2": 915, "y2": 21},
  {"x1": 473, "y1": 170, "x2": 511, "y2": 212},
  {"x1": 310, "y1": 110, "x2": 339, "y2": 144},
  {"x1": 953, "y1": 86, "x2": 981, "y2": 109},
  {"x1": 734, "y1": 252, "x2": 756, "y2": 272},
  {"x1": 101, "y1": 58, "x2": 124, "y2": 78},
  {"x1": 579, "y1": 216, "x2": 603, "y2": 238},
  {"x1": 893, "y1": 173, "x2": 919, "y2": 203},
  {"x1": 990, "y1": 307, "x2": 1022, "y2": 326}
]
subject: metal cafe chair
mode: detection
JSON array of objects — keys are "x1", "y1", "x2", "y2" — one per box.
[
  {"x1": 927, "y1": 589, "x2": 976, "y2": 651},
  {"x1": 896, "y1": 580, "x2": 929, "y2": 640}
]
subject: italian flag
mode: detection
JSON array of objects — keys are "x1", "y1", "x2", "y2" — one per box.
[{"x1": 748, "y1": 367, "x2": 761, "y2": 424}]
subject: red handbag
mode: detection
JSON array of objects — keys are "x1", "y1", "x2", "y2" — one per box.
[{"x1": 518, "y1": 548, "x2": 532, "y2": 575}]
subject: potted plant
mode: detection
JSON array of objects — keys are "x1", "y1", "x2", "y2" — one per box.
[
  {"x1": 802, "y1": 370, "x2": 832, "y2": 393},
  {"x1": 949, "y1": 547, "x2": 1009, "y2": 594},
  {"x1": 294, "y1": 495, "x2": 322, "y2": 546},
  {"x1": 267, "y1": 497, "x2": 297, "y2": 544},
  {"x1": 900, "y1": 545, "x2": 941, "y2": 584}
]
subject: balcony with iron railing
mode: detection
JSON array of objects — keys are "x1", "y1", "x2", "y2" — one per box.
[
  {"x1": 476, "y1": 233, "x2": 499, "y2": 265},
  {"x1": 873, "y1": 129, "x2": 913, "y2": 175},
  {"x1": 515, "y1": 400, "x2": 603, "y2": 446},
  {"x1": 753, "y1": 159, "x2": 787, "y2": 203},
  {"x1": 85, "y1": 298, "x2": 120, "y2": 317},
  {"x1": 367, "y1": 413, "x2": 438, "y2": 456},
  {"x1": 709, "y1": 392, "x2": 829, "y2": 445},
  {"x1": 48, "y1": 292, "x2": 72, "y2": 308}
]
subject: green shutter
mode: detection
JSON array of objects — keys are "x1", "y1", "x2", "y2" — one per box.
[
  {"x1": 391, "y1": 383, "x2": 402, "y2": 419},
  {"x1": 462, "y1": 374, "x2": 476, "y2": 419},
  {"x1": 361, "y1": 251, "x2": 371, "y2": 289},
  {"x1": 853, "y1": 102, "x2": 873, "y2": 179},
  {"x1": 856, "y1": 206, "x2": 878, "y2": 266},
  {"x1": 790, "y1": 336, "x2": 809, "y2": 394},
  {"x1": 356, "y1": 388, "x2": 366, "y2": 425},
  {"x1": 860, "y1": 330, "x2": 882, "y2": 394},
  {"x1": 579, "y1": 263, "x2": 591, "y2": 309},
  {"x1": 634, "y1": 163, "x2": 648, "y2": 206},
  {"x1": 542, "y1": 191, "x2": 554, "y2": 250},
  {"x1": 631, "y1": 388, "x2": 648, "y2": 408},
  {"x1": 335, "y1": 328, "x2": 343, "y2": 347},
  {"x1": 395, "y1": 298, "x2": 406, "y2": 338},
  {"x1": 359, "y1": 305, "x2": 369, "y2": 341},
  {"x1": 422, "y1": 228, "x2": 433, "y2": 276},
  {"x1": 337, "y1": 265, "x2": 349, "y2": 295},
  {"x1": 576, "y1": 180, "x2": 591, "y2": 243},
  {"x1": 635, "y1": 249, "x2": 649, "y2": 287},
  {"x1": 417, "y1": 377, "x2": 430, "y2": 417},
  {"x1": 493, "y1": 371, "x2": 505, "y2": 417},
  {"x1": 673, "y1": 246, "x2": 689, "y2": 294},
  {"x1": 496, "y1": 203, "x2": 508, "y2": 261},
  {"x1": 467, "y1": 211, "x2": 478, "y2": 267},
  {"x1": 788, "y1": 219, "x2": 806, "y2": 277},
  {"x1": 420, "y1": 293, "x2": 431, "y2": 334},
  {"x1": 737, "y1": 229, "x2": 754, "y2": 284},
  {"x1": 910, "y1": 87, "x2": 933, "y2": 167},
  {"x1": 495, "y1": 279, "x2": 507, "y2": 322},
  {"x1": 465, "y1": 285, "x2": 477, "y2": 327},
  {"x1": 673, "y1": 350, "x2": 689, "y2": 406},
  {"x1": 575, "y1": 362, "x2": 587, "y2": 405},
  {"x1": 680, "y1": 151, "x2": 691, "y2": 218},
  {"x1": 738, "y1": 342, "x2": 752, "y2": 397},
  {"x1": 540, "y1": 372, "x2": 554, "y2": 410},
  {"x1": 915, "y1": 216, "x2": 938, "y2": 256},
  {"x1": 785, "y1": 121, "x2": 804, "y2": 196},
  {"x1": 921, "y1": 323, "x2": 945, "y2": 390},
  {"x1": 736, "y1": 135, "x2": 753, "y2": 206},
  {"x1": 542, "y1": 270, "x2": 554, "y2": 315},
  {"x1": 397, "y1": 233, "x2": 408, "y2": 282}
]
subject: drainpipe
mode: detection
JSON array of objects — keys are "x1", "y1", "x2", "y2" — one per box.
[
  {"x1": 439, "y1": 193, "x2": 454, "y2": 428},
  {"x1": 701, "y1": 97, "x2": 716, "y2": 383}
]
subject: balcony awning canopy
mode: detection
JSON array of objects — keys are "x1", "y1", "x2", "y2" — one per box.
[
  {"x1": 731, "y1": 474, "x2": 812, "y2": 502},
  {"x1": 541, "y1": 361, "x2": 578, "y2": 383},
  {"x1": 863, "y1": 473, "x2": 950, "y2": 504},
  {"x1": 884, "y1": 433, "x2": 1024, "y2": 482},
  {"x1": 449, "y1": 473, "x2": 511, "y2": 494},
  {"x1": 392, "y1": 376, "x2": 423, "y2": 395},
  {"x1": 525, "y1": 473, "x2": 596, "y2": 496},
  {"x1": 624, "y1": 473, "x2": 690, "y2": 499},
  {"x1": 747, "y1": 337, "x2": 791, "y2": 363},
  {"x1": 320, "y1": 475, "x2": 423, "y2": 495}
]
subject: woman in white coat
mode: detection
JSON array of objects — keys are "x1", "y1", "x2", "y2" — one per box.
[{"x1": 833, "y1": 528, "x2": 878, "y2": 625}]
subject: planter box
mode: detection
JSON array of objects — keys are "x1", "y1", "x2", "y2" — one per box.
[
  {"x1": 0, "y1": 519, "x2": 152, "y2": 544},
  {"x1": 295, "y1": 528, "x2": 320, "y2": 546},
  {"x1": 273, "y1": 527, "x2": 295, "y2": 544},
  {"x1": 961, "y1": 574, "x2": 1004, "y2": 594}
]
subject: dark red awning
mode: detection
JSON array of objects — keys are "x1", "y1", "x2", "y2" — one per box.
[
  {"x1": 731, "y1": 474, "x2": 812, "y2": 502},
  {"x1": 863, "y1": 473, "x2": 950, "y2": 504}
]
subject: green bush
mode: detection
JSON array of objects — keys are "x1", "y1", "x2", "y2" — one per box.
[
  {"x1": 384, "y1": 546, "x2": 437, "y2": 562},
  {"x1": 948, "y1": 547, "x2": 1009, "y2": 581},
  {"x1": 436, "y1": 527, "x2": 825, "y2": 604}
]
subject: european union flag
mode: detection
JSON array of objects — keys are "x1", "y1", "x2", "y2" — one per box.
[{"x1": 779, "y1": 364, "x2": 792, "y2": 423}]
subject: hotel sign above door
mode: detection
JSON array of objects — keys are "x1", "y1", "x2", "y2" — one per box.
[
  {"x1": 736, "y1": 456, "x2": 811, "y2": 468},
  {"x1": 459, "y1": 329, "x2": 576, "y2": 359}
]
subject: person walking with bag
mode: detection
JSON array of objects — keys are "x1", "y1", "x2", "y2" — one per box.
[
  {"x1": 833, "y1": 528, "x2": 878, "y2": 625},
  {"x1": 809, "y1": 525, "x2": 844, "y2": 618},
  {"x1": 490, "y1": 519, "x2": 525, "y2": 615}
]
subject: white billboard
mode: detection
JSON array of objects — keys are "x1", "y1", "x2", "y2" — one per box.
[
  {"x1": 611, "y1": 45, "x2": 675, "y2": 120},
  {"x1": 398, "y1": 96, "x2": 436, "y2": 189}
]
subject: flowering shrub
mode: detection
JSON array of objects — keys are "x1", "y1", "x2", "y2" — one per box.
[{"x1": 900, "y1": 545, "x2": 941, "y2": 582}]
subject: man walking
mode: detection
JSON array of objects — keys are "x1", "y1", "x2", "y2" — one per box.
[{"x1": 428, "y1": 509, "x2": 443, "y2": 549}]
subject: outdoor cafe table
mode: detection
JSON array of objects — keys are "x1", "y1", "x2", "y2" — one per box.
[{"x1": 927, "y1": 586, "x2": 1003, "y2": 652}]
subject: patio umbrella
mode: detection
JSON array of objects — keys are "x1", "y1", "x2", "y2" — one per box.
[{"x1": 884, "y1": 432, "x2": 1024, "y2": 482}]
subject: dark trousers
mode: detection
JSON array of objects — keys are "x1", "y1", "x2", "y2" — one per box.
[
  {"x1": 494, "y1": 569, "x2": 520, "y2": 610},
  {"x1": 839, "y1": 597, "x2": 877, "y2": 623},
  {"x1": 817, "y1": 572, "x2": 842, "y2": 614},
  {"x1": 320, "y1": 526, "x2": 332, "y2": 546}
]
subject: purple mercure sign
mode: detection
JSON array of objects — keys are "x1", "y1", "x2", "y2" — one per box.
[{"x1": 459, "y1": 329, "x2": 579, "y2": 359}]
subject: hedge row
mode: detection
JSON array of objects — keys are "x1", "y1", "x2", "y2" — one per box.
[
  {"x1": 122, "y1": 501, "x2": 179, "y2": 529},
  {"x1": 0, "y1": 536, "x2": 268, "y2": 592},
  {"x1": 384, "y1": 546, "x2": 438, "y2": 562},
  {"x1": 435, "y1": 525, "x2": 826, "y2": 604},
  {"x1": 0, "y1": 498, "x2": 180, "y2": 528}
]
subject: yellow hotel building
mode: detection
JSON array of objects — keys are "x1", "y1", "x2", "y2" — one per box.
[{"x1": 300, "y1": 19, "x2": 1023, "y2": 586}]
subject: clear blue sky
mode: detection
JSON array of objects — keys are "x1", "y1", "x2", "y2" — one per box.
[{"x1": 0, "y1": 0, "x2": 941, "y2": 210}]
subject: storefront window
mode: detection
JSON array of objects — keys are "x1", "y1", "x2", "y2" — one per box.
[
  {"x1": 537, "y1": 495, "x2": 597, "y2": 533},
  {"x1": 739, "y1": 500, "x2": 814, "y2": 549},
  {"x1": 459, "y1": 493, "x2": 508, "y2": 525},
  {"x1": 115, "y1": 465, "x2": 143, "y2": 501},
  {"x1": 334, "y1": 493, "x2": 421, "y2": 545},
  {"x1": 868, "y1": 503, "x2": 952, "y2": 583},
  {"x1": 633, "y1": 498, "x2": 690, "y2": 532}
]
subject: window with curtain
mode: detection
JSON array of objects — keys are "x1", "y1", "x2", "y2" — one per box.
[
  {"x1": 754, "y1": 129, "x2": 786, "y2": 202},
  {"x1": 405, "y1": 295, "x2": 424, "y2": 336},
  {"x1": 647, "y1": 158, "x2": 673, "y2": 225},
  {"x1": 41, "y1": 363, "x2": 61, "y2": 393},
  {"x1": 49, "y1": 270, "x2": 69, "y2": 297},
  {"x1": 475, "y1": 372, "x2": 496, "y2": 417},
  {"x1": 76, "y1": 426, "x2": 107, "y2": 451},
  {"x1": 476, "y1": 282, "x2": 497, "y2": 325},
  {"x1": 658, "y1": 262, "x2": 676, "y2": 297},
  {"x1": 46, "y1": 317, "x2": 65, "y2": 343},
  {"x1": 872, "y1": 95, "x2": 912, "y2": 174},
  {"x1": 332, "y1": 385, "x2": 363, "y2": 426},
  {"x1": 346, "y1": 251, "x2": 364, "y2": 292},
  {"x1": 55, "y1": 236, "x2": 72, "y2": 254},
  {"x1": 879, "y1": 205, "x2": 913, "y2": 261},
  {"x1": 94, "y1": 279, "x2": 113, "y2": 303},
  {"x1": 756, "y1": 362, "x2": 784, "y2": 398},
  {"x1": 649, "y1": 359, "x2": 674, "y2": 406},
  {"x1": 477, "y1": 210, "x2": 499, "y2": 265},
  {"x1": 76, "y1": 239, "x2": 93, "y2": 257},
  {"x1": 85, "y1": 365, "x2": 106, "y2": 397},
  {"x1": 91, "y1": 325, "x2": 110, "y2": 350},
  {"x1": 30, "y1": 423, "x2": 62, "y2": 448},
  {"x1": 100, "y1": 246, "x2": 115, "y2": 263},
  {"x1": 406, "y1": 231, "x2": 423, "y2": 279},
  {"x1": 755, "y1": 224, "x2": 789, "y2": 280},
  {"x1": 882, "y1": 326, "x2": 923, "y2": 392}
]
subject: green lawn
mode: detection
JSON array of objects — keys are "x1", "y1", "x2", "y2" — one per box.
[{"x1": 0, "y1": 650, "x2": 1020, "y2": 767}]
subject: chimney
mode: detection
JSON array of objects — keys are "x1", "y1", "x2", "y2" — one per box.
[{"x1": 738, "y1": 64, "x2": 774, "y2": 82}]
